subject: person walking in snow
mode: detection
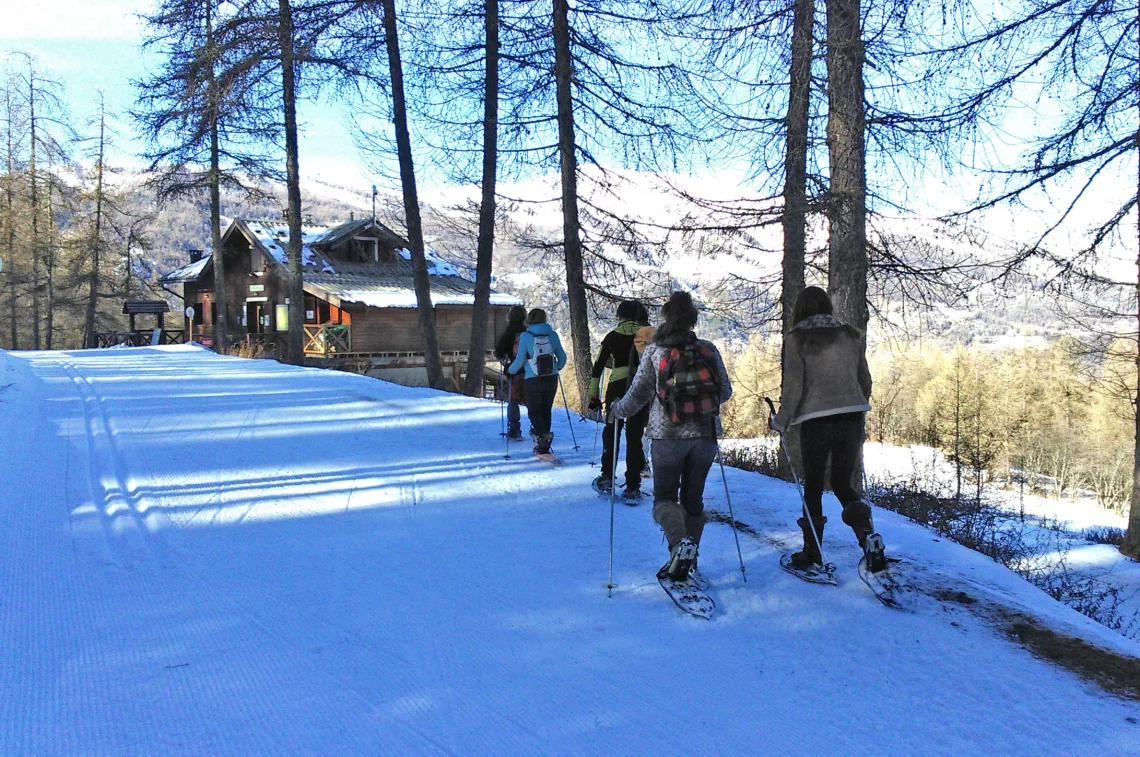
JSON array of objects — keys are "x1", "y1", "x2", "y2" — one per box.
[
  {"x1": 629, "y1": 303, "x2": 655, "y2": 479},
  {"x1": 588, "y1": 301, "x2": 649, "y2": 500},
  {"x1": 494, "y1": 304, "x2": 529, "y2": 441},
  {"x1": 508, "y1": 309, "x2": 567, "y2": 456},
  {"x1": 610, "y1": 291, "x2": 732, "y2": 581},
  {"x1": 768, "y1": 286, "x2": 885, "y2": 571}
]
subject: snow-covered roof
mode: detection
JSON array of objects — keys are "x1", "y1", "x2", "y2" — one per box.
[
  {"x1": 158, "y1": 255, "x2": 212, "y2": 284},
  {"x1": 159, "y1": 217, "x2": 523, "y2": 309},
  {"x1": 396, "y1": 247, "x2": 461, "y2": 278},
  {"x1": 244, "y1": 221, "x2": 327, "y2": 269},
  {"x1": 304, "y1": 277, "x2": 523, "y2": 309}
]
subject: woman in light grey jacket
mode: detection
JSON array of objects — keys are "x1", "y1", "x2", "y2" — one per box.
[
  {"x1": 770, "y1": 286, "x2": 883, "y2": 571},
  {"x1": 611, "y1": 291, "x2": 732, "y2": 581}
]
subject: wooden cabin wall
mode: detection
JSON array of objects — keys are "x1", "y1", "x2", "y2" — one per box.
[
  {"x1": 348, "y1": 304, "x2": 512, "y2": 354},
  {"x1": 181, "y1": 235, "x2": 289, "y2": 337}
]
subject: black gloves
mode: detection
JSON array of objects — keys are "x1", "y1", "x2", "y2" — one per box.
[{"x1": 587, "y1": 396, "x2": 602, "y2": 411}]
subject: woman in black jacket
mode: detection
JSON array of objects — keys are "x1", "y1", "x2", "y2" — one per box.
[{"x1": 494, "y1": 305, "x2": 528, "y2": 440}]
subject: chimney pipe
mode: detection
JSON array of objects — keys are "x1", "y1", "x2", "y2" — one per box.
[{"x1": 189, "y1": 249, "x2": 204, "y2": 263}]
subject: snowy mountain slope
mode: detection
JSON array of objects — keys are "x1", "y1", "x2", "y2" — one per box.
[
  {"x1": 125, "y1": 166, "x2": 1072, "y2": 342},
  {"x1": 423, "y1": 168, "x2": 1080, "y2": 342},
  {"x1": 1, "y1": 346, "x2": 1137, "y2": 755}
]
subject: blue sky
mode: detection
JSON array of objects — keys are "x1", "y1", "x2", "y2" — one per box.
[
  {"x1": 1, "y1": 0, "x2": 1133, "y2": 270},
  {"x1": 1, "y1": 0, "x2": 371, "y2": 187}
]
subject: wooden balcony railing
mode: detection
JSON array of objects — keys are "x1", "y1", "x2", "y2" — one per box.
[
  {"x1": 94, "y1": 329, "x2": 186, "y2": 348},
  {"x1": 304, "y1": 323, "x2": 351, "y2": 356}
]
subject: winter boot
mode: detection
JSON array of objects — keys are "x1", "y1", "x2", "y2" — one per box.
[
  {"x1": 592, "y1": 476, "x2": 613, "y2": 494},
  {"x1": 535, "y1": 432, "x2": 554, "y2": 455},
  {"x1": 621, "y1": 485, "x2": 642, "y2": 503},
  {"x1": 684, "y1": 512, "x2": 706, "y2": 548},
  {"x1": 842, "y1": 500, "x2": 887, "y2": 572},
  {"x1": 790, "y1": 516, "x2": 827, "y2": 569},
  {"x1": 841, "y1": 500, "x2": 875, "y2": 549},
  {"x1": 674, "y1": 513, "x2": 705, "y2": 582},
  {"x1": 862, "y1": 533, "x2": 888, "y2": 573},
  {"x1": 657, "y1": 537, "x2": 698, "y2": 582}
]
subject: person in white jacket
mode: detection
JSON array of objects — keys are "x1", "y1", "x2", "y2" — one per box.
[{"x1": 611, "y1": 291, "x2": 732, "y2": 581}]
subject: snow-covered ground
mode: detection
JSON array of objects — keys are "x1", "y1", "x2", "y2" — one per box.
[
  {"x1": 724, "y1": 436, "x2": 1140, "y2": 640},
  {"x1": 2, "y1": 346, "x2": 1138, "y2": 755}
]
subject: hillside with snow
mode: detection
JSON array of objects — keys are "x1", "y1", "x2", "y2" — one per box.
[
  {"x1": 125, "y1": 169, "x2": 1085, "y2": 345},
  {"x1": 1, "y1": 346, "x2": 1137, "y2": 755}
]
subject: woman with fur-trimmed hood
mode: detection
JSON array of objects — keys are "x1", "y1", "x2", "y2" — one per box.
[{"x1": 769, "y1": 286, "x2": 885, "y2": 571}]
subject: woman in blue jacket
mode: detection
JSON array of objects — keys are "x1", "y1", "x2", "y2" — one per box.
[{"x1": 508, "y1": 309, "x2": 568, "y2": 456}]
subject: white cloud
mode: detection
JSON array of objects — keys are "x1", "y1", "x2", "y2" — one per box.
[{"x1": 0, "y1": 0, "x2": 147, "y2": 41}]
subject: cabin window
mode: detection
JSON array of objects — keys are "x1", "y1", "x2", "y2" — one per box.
[
  {"x1": 192, "y1": 303, "x2": 205, "y2": 326},
  {"x1": 351, "y1": 238, "x2": 380, "y2": 263},
  {"x1": 251, "y1": 247, "x2": 265, "y2": 275}
]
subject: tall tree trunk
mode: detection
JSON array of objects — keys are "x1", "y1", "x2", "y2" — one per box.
[
  {"x1": 206, "y1": 0, "x2": 229, "y2": 353},
  {"x1": 124, "y1": 231, "x2": 135, "y2": 294},
  {"x1": 825, "y1": 0, "x2": 867, "y2": 333},
  {"x1": 778, "y1": 0, "x2": 814, "y2": 480},
  {"x1": 84, "y1": 98, "x2": 105, "y2": 348},
  {"x1": 1122, "y1": 142, "x2": 1140, "y2": 560},
  {"x1": 44, "y1": 165, "x2": 54, "y2": 350},
  {"x1": 4, "y1": 88, "x2": 16, "y2": 350},
  {"x1": 382, "y1": 0, "x2": 445, "y2": 389},
  {"x1": 826, "y1": 0, "x2": 867, "y2": 496},
  {"x1": 28, "y1": 71, "x2": 40, "y2": 350},
  {"x1": 464, "y1": 0, "x2": 499, "y2": 397},
  {"x1": 277, "y1": 0, "x2": 305, "y2": 364},
  {"x1": 553, "y1": 0, "x2": 592, "y2": 406},
  {"x1": 782, "y1": 0, "x2": 812, "y2": 335}
]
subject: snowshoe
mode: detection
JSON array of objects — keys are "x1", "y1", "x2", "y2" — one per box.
[
  {"x1": 658, "y1": 572, "x2": 715, "y2": 619},
  {"x1": 621, "y1": 487, "x2": 642, "y2": 505},
  {"x1": 858, "y1": 552, "x2": 907, "y2": 609},
  {"x1": 536, "y1": 452, "x2": 563, "y2": 466},
  {"x1": 591, "y1": 476, "x2": 614, "y2": 495},
  {"x1": 508, "y1": 432, "x2": 525, "y2": 441},
  {"x1": 779, "y1": 553, "x2": 838, "y2": 585},
  {"x1": 689, "y1": 565, "x2": 710, "y2": 591}
]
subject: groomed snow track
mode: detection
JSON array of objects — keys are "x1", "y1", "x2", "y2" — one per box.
[{"x1": 0, "y1": 346, "x2": 1137, "y2": 756}]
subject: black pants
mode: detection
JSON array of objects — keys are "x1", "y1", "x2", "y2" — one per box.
[
  {"x1": 524, "y1": 375, "x2": 559, "y2": 446},
  {"x1": 601, "y1": 380, "x2": 647, "y2": 488},
  {"x1": 799, "y1": 412, "x2": 864, "y2": 520}
]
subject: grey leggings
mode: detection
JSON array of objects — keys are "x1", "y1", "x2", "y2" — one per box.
[{"x1": 651, "y1": 437, "x2": 718, "y2": 547}]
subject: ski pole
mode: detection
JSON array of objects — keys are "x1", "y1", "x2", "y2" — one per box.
[
  {"x1": 606, "y1": 406, "x2": 619, "y2": 596},
  {"x1": 590, "y1": 408, "x2": 601, "y2": 466},
  {"x1": 713, "y1": 418, "x2": 747, "y2": 583},
  {"x1": 504, "y1": 370, "x2": 514, "y2": 460},
  {"x1": 764, "y1": 397, "x2": 827, "y2": 565},
  {"x1": 499, "y1": 366, "x2": 506, "y2": 437},
  {"x1": 590, "y1": 368, "x2": 606, "y2": 466},
  {"x1": 557, "y1": 373, "x2": 580, "y2": 451}
]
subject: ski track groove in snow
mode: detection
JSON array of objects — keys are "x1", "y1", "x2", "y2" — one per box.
[{"x1": 1, "y1": 346, "x2": 1138, "y2": 755}]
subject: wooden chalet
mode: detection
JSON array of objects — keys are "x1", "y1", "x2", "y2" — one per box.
[{"x1": 158, "y1": 217, "x2": 521, "y2": 388}]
